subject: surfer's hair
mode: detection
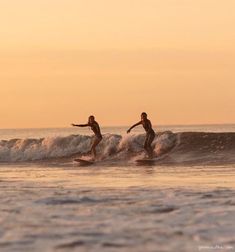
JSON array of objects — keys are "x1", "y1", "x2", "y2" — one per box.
[{"x1": 141, "y1": 112, "x2": 147, "y2": 117}]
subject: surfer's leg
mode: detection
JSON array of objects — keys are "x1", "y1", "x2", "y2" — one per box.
[
  {"x1": 91, "y1": 136, "x2": 102, "y2": 158},
  {"x1": 146, "y1": 133, "x2": 155, "y2": 158},
  {"x1": 148, "y1": 133, "x2": 155, "y2": 158},
  {"x1": 144, "y1": 134, "x2": 150, "y2": 156}
]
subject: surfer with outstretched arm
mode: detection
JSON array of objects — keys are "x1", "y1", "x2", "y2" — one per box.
[
  {"x1": 127, "y1": 112, "x2": 156, "y2": 158},
  {"x1": 72, "y1": 115, "x2": 102, "y2": 159}
]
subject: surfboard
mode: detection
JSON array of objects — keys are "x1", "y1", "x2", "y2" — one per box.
[
  {"x1": 74, "y1": 158, "x2": 94, "y2": 166},
  {"x1": 135, "y1": 159, "x2": 155, "y2": 165}
]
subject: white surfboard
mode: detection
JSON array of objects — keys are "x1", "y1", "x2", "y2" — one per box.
[
  {"x1": 74, "y1": 158, "x2": 94, "y2": 166},
  {"x1": 135, "y1": 159, "x2": 155, "y2": 165}
]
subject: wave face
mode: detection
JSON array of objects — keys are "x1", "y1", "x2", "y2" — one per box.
[
  {"x1": 164, "y1": 132, "x2": 235, "y2": 165},
  {"x1": 0, "y1": 131, "x2": 235, "y2": 165}
]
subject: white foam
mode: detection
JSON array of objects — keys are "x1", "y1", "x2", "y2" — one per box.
[{"x1": 0, "y1": 132, "x2": 176, "y2": 162}]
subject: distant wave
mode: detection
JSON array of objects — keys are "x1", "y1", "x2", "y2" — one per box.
[{"x1": 0, "y1": 131, "x2": 235, "y2": 165}]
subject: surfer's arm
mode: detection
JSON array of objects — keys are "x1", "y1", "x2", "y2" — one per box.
[
  {"x1": 94, "y1": 123, "x2": 101, "y2": 134},
  {"x1": 71, "y1": 123, "x2": 89, "y2": 127},
  {"x1": 146, "y1": 120, "x2": 153, "y2": 131},
  {"x1": 127, "y1": 121, "x2": 141, "y2": 133}
]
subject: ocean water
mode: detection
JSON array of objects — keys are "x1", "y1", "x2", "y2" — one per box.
[{"x1": 0, "y1": 125, "x2": 235, "y2": 252}]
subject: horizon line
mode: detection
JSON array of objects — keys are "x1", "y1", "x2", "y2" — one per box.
[{"x1": 1, "y1": 123, "x2": 235, "y2": 130}]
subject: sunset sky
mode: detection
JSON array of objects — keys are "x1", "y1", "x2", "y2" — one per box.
[{"x1": 1, "y1": 0, "x2": 235, "y2": 128}]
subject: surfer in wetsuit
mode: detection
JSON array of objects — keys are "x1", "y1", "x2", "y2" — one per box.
[
  {"x1": 72, "y1": 115, "x2": 102, "y2": 158},
  {"x1": 127, "y1": 112, "x2": 156, "y2": 158}
]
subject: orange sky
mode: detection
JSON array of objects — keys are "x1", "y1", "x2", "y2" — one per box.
[{"x1": 1, "y1": 0, "x2": 235, "y2": 128}]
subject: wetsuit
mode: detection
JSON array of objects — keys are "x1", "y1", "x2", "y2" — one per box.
[
  {"x1": 142, "y1": 119, "x2": 155, "y2": 150},
  {"x1": 90, "y1": 121, "x2": 103, "y2": 141}
]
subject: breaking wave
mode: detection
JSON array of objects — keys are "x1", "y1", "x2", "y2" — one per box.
[{"x1": 0, "y1": 131, "x2": 235, "y2": 165}]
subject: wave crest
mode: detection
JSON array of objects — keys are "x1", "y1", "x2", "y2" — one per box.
[{"x1": 0, "y1": 131, "x2": 235, "y2": 165}]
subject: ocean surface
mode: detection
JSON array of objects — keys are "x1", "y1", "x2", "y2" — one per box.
[{"x1": 0, "y1": 125, "x2": 235, "y2": 252}]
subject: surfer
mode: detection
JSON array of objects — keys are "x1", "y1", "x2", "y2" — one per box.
[
  {"x1": 127, "y1": 112, "x2": 156, "y2": 158},
  {"x1": 72, "y1": 116, "x2": 102, "y2": 158}
]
